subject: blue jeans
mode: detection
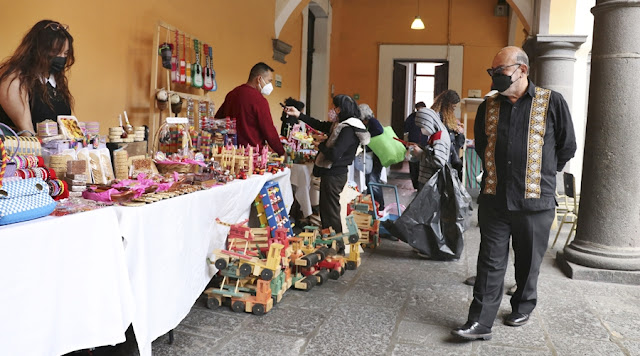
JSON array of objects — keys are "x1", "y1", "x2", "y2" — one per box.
[{"x1": 366, "y1": 156, "x2": 384, "y2": 210}]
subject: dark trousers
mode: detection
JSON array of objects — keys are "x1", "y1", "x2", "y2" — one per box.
[
  {"x1": 468, "y1": 204, "x2": 554, "y2": 327},
  {"x1": 366, "y1": 157, "x2": 384, "y2": 209},
  {"x1": 319, "y1": 173, "x2": 347, "y2": 233},
  {"x1": 409, "y1": 161, "x2": 420, "y2": 190}
]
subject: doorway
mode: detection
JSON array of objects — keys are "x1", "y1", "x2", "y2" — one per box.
[
  {"x1": 391, "y1": 60, "x2": 449, "y2": 139},
  {"x1": 301, "y1": 1, "x2": 331, "y2": 120}
]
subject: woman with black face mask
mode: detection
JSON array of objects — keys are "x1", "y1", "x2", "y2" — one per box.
[{"x1": 0, "y1": 20, "x2": 75, "y2": 136}]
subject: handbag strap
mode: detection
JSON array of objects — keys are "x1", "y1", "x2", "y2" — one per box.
[
  {"x1": 0, "y1": 137, "x2": 7, "y2": 188},
  {"x1": 0, "y1": 122, "x2": 20, "y2": 162}
]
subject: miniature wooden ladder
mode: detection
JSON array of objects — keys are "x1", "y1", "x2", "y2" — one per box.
[{"x1": 255, "y1": 180, "x2": 294, "y2": 238}]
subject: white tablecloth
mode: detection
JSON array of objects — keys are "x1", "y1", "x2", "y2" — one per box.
[
  {"x1": 115, "y1": 169, "x2": 293, "y2": 356},
  {"x1": 0, "y1": 208, "x2": 134, "y2": 356},
  {"x1": 290, "y1": 163, "x2": 315, "y2": 217}
]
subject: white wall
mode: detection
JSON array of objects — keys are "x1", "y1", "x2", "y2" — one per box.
[{"x1": 404, "y1": 63, "x2": 414, "y2": 119}]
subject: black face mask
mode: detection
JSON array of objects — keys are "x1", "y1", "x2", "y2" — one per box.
[
  {"x1": 491, "y1": 70, "x2": 519, "y2": 93},
  {"x1": 50, "y1": 56, "x2": 67, "y2": 74}
]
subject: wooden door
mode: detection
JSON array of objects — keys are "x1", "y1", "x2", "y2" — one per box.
[
  {"x1": 391, "y1": 62, "x2": 407, "y2": 138},
  {"x1": 434, "y1": 62, "x2": 449, "y2": 97}
]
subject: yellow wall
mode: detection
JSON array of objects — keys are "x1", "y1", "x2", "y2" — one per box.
[
  {"x1": 329, "y1": 0, "x2": 508, "y2": 137},
  {"x1": 0, "y1": 0, "x2": 307, "y2": 134},
  {"x1": 549, "y1": 0, "x2": 576, "y2": 34}
]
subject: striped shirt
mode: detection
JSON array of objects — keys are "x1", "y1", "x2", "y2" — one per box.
[{"x1": 415, "y1": 108, "x2": 451, "y2": 186}]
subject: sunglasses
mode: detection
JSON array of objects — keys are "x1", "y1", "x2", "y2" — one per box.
[
  {"x1": 486, "y1": 63, "x2": 521, "y2": 77},
  {"x1": 44, "y1": 22, "x2": 69, "y2": 32}
]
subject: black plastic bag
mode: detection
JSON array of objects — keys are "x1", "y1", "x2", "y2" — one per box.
[{"x1": 387, "y1": 164, "x2": 472, "y2": 260}]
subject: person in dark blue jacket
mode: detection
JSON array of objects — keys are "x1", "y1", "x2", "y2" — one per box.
[
  {"x1": 358, "y1": 103, "x2": 385, "y2": 210},
  {"x1": 404, "y1": 101, "x2": 427, "y2": 189}
]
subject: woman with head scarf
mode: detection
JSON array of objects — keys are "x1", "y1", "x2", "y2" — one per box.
[
  {"x1": 284, "y1": 94, "x2": 370, "y2": 233},
  {"x1": 411, "y1": 107, "x2": 451, "y2": 190}
]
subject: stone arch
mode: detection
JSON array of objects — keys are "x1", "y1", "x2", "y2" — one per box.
[{"x1": 275, "y1": 0, "x2": 303, "y2": 38}]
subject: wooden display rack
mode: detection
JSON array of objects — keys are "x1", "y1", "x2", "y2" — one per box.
[{"x1": 148, "y1": 21, "x2": 215, "y2": 153}]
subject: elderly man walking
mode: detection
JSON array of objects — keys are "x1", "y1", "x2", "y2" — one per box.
[{"x1": 451, "y1": 46, "x2": 576, "y2": 340}]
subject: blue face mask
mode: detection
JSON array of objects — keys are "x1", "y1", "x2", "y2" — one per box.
[{"x1": 50, "y1": 56, "x2": 67, "y2": 74}]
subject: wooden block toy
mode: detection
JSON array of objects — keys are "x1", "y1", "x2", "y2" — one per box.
[{"x1": 66, "y1": 160, "x2": 87, "y2": 175}]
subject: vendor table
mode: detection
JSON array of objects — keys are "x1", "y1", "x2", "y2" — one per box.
[
  {"x1": 0, "y1": 208, "x2": 134, "y2": 356},
  {"x1": 114, "y1": 169, "x2": 293, "y2": 356},
  {"x1": 290, "y1": 163, "x2": 316, "y2": 217}
]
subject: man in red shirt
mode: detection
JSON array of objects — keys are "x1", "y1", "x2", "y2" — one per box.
[{"x1": 215, "y1": 62, "x2": 285, "y2": 155}]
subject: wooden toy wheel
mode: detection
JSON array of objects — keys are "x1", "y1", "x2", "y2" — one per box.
[
  {"x1": 317, "y1": 269, "x2": 330, "y2": 285},
  {"x1": 315, "y1": 247, "x2": 327, "y2": 260},
  {"x1": 252, "y1": 304, "x2": 265, "y2": 316},
  {"x1": 348, "y1": 234, "x2": 359, "y2": 244},
  {"x1": 238, "y1": 263, "x2": 252, "y2": 277},
  {"x1": 329, "y1": 270, "x2": 340, "y2": 280},
  {"x1": 231, "y1": 300, "x2": 245, "y2": 313},
  {"x1": 206, "y1": 297, "x2": 220, "y2": 309},
  {"x1": 326, "y1": 247, "x2": 337, "y2": 257},
  {"x1": 346, "y1": 261, "x2": 357, "y2": 270},
  {"x1": 214, "y1": 258, "x2": 227, "y2": 270},
  {"x1": 260, "y1": 269, "x2": 273, "y2": 281}
]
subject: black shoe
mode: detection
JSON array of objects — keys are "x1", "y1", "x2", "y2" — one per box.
[
  {"x1": 451, "y1": 321, "x2": 492, "y2": 340},
  {"x1": 464, "y1": 276, "x2": 476, "y2": 286},
  {"x1": 504, "y1": 312, "x2": 529, "y2": 327}
]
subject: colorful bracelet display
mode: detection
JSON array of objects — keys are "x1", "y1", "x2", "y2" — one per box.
[
  {"x1": 15, "y1": 167, "x2": 55, "y2": 180},
  {"x1": 47, "y1": 178, "x2": 66, "y2": 198},
  {"x1": 10, "y1": 155, "x2": 44, "y2": 169}
]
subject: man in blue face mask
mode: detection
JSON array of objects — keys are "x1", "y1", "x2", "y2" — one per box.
[{"x1": 451, "y1": 46, "x2": 577, "y2": 341}]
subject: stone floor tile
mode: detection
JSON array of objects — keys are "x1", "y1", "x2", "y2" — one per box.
[
  {"x1": 152, "y1": 331, "x2": 218, "y2": 356},
  {"x1": 551, "y1": 338, "x2": 626, "y2": 356},
  {"x1": 404, "y1": 284, "x2": 472, "y2": 327},
  {"x1": 573, "y1": 279, "x2": 640, "y2": 299},
  {"x1": 343, "y1": 282, "x2": 409, "y2": 309},
  {"x1": 277, "y1": 290, "x2": 342, "y2": 311},
  {"x1": 600, "y1": 312, "x2": 640, "y2": 340},
  {"x1": 396, "y1": 320, "x2": 457, "y2": 345},
  {"x1": 488, "y1": 316, "x2": 548, "y2": 350},
  {"x1": 302, "y1": 304, "x2": 398, "y2": 355},
  {"x1": 214, "y1": 331, "x2": 306, "y2": 356},
  {"x1": 476, "y1": 344, "x2": 553, "y2": 356},
  {"x1": 173, "y1": 308, "x2": 244, "y2": 341},
  {"x1": 620, "y1": 339, "x2": 640, "y2": 355},
  {"x1": 391, "y1": 342, "x2": 473, "y2": 356},
  {"x1": 241, "y1": 306, "x2": 325, "y2": 337},
  {"x1": 543, "y1": 307, "x2": 610, "y2": 341}
]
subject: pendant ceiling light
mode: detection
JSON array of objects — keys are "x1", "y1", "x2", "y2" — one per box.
[{"x1": 411, "y1": 0, "x2": 425, "y2": 30}]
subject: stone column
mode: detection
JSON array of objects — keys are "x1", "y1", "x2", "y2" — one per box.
[
  {"x1": 560, "y1": 0, "x2": 640, "y2": 279},
  {"x1": 533, "y1": 35, "x2": 588, "y2": 109}
]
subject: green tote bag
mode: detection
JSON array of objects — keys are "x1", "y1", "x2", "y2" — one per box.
[{"x1": 367, "y1": 126, "x2": 406, "y2": 167}]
